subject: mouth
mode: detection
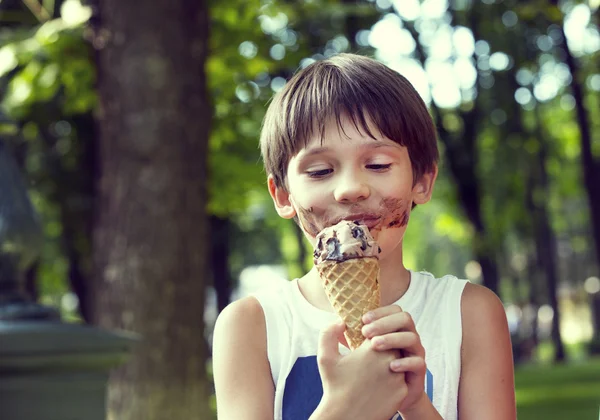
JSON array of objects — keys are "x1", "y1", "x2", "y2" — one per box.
[{"x1": 336, "y1": 213, "x2": 381, "y2": 230}]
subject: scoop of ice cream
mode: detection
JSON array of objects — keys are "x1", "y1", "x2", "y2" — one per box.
[{"x1": 313, "y1": 220, "x2": 380, "y2": 265}]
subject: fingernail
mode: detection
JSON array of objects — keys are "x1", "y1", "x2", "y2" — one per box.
[
  {"x1": 363, "y1": 312, "x2": 374, "y2": 323},
  {"x1": 362, "y1": 325, "x2": 373, "y2": 337},
  {"x1": 390, "y1": 360, "x2": 402, "y2": 371}
]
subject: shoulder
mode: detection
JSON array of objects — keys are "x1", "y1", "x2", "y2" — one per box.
[
  {"x1": 213, "y1": 296, "x2": 266, "y2": 352},
  {"x1": 460, "y1": 282, "x2": 509, "y2": 350},
  {"x1": 458, "y1": 283, "x2": 516, "y2": 419},
  {"x1": 460, "y1": 282, "x2": 507, "y2": 333},
  {"x1": 212, "y1": 297, "x2": 275, "y2": 418}
]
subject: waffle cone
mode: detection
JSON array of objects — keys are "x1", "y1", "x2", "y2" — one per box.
[{"x1": 317, "y1": 257, "x2": 380, "y2": 350}]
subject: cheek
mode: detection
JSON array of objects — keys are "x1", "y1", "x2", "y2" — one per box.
[
  {"x1": 290, "y1": 198, "x2": 330, "y2": 238},
  {"x1": 288, "y1": 179, "x2": 333, "y2": 237}
]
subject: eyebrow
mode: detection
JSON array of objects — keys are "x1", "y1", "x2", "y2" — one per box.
[
  {"x1": 299, "y1": 142, "x2": 400, "y2": 159},
  {"x1": 298, "y1": 146, "x2": 331, "y2": 159}
]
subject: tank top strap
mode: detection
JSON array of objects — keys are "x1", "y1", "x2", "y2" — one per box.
[{"x1": 252, "y1": 283, "x2": 295, "y2": 384}]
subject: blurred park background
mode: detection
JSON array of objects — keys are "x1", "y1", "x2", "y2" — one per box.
[{"x1": 0, "y1": 0, "x2": 599, "y2": 418}]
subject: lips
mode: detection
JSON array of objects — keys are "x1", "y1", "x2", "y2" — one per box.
[
  {"x1": 359, "y1": 218, "x2": 381, "y2": 229},
  {"x1": 338, "y1": 213, "x2": 381, "y2": 230}
]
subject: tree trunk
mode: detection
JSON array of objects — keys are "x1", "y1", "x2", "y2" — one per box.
[
  {"x1": 558, "y1": 27, "x2": 600, "y2": 276},
  {"x1": 68, "y1": 112, "x2": 99, "y2": 323},
  {"x1": 526, "y1": 110, "x2": 566, "y2": 362},
  {"x1": 90, "y1": 0, "x2": 212, "y2": 418},
  {"x1": 551, "y1": 5, "x2": 600, "y2": 346},
  {"x1": 405, "y1": 16, "x2": 500, "y2": 295},
  {"x1": 341, "y1": 0, "x2": 360, "y2": 50},
  {"x1": 526, "y1": 251, "x2": 540, "y2": 348},
  {"x1": 591, "y1": 294, "x2": 600, "y2": 353},
  {"x1": 534, "y1": 194, "x2": 566, "y2": 362},
  {"x1": 24, "y1": 261, "x2": 39, "y2": 301},
  {"x1": 34, "y1": 111, "x2": 97, "y2": 323},
  {"x1": 211, "y1": 215, "x2": 232, "y2": 314},
  {"x1": 432, "y1": 79, "x2": 499, "y2": 295}
]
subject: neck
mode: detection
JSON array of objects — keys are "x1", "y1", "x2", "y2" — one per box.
[
  {"x1": 379, "y1": 256, "x2": 410, "y2": 306},
  {"x1": 378, "y1": 245, "x2": 411, "y2": 306}
]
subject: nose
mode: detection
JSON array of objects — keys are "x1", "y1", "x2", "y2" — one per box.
[{"x1": 333, "y1": 171, "x2": 370, "y2": 203}]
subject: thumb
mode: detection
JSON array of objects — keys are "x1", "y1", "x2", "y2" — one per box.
[{"x1": 317, "y1": 321, "x2": 345, "y2": 369}]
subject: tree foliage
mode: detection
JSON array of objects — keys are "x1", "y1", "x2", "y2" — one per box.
[{"x1": 1, "y1": 0, "x2": 599, "y2": 366}]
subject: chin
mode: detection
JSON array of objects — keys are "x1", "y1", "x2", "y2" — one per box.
[{"x1": 376, "y1": 230, "x2": 405, "y2": 258}]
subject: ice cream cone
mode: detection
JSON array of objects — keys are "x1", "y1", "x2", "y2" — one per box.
[{"x1": 317, "y1": 256, "x2": 380, "y2": 350}]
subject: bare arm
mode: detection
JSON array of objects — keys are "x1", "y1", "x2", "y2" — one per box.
[
  {"x1": 458, "y1": 283, "x2": 517, "y2": 420},
  {"x1": 212, "y1": 296, "x2": 275, "y2": 419}
]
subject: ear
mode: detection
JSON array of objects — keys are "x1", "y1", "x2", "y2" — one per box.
[
  {"x1": 412, "y1": 165, "x2": 438, "y2": 205},
  {"x1": 268, "y1": 175, "x2": 297, "y2": 219}
]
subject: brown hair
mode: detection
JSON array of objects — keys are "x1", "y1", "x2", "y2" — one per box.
[{"x1": 260, "y1": 53, "x2": 439, "y2": 188}]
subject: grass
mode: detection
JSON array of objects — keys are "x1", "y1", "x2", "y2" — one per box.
[{"x1": 516, "y1": 357, "x2": 600, "y2": 419}]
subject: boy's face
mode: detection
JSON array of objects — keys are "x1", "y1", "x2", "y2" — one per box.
[{"x1": 269, "y1": 115, "x2": 437, "y2": 259}]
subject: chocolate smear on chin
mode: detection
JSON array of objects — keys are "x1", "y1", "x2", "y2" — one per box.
[{"x1": 371, "y1": 197, "x2": 411, "y2": 232}]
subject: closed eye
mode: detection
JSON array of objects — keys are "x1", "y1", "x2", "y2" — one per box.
[
  {"x1": 366, "y1": 163, "x2": 392, "y2": 171},
  {"x1": 306, "y1": 168, "x2": 333, "y2": 178}
]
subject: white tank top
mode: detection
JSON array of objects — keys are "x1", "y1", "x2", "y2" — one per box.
[{"x1": 253, "y1": 270, "x2": 468, "y2": 420}]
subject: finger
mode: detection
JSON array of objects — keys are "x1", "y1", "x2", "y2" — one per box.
[
  {"x1": 362, "y1": 304, "x2": 403, "y2": 324},
  {"x1": 370, "y1": 331, "x2": 422, "y2": 353},
  {"x1": 362, "y1": 311, "x2": 415, "y2": 338},
  {"x1": 337, "y1": 325, "x2": 350, "y2": 349},
  {"x1": 317, "y1": 321, "x2": 345, "y2": 368},
  {"x1": 389, "y1": 356, "x2": 427, "y2": 374}
]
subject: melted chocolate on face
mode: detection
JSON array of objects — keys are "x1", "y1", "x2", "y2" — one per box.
[
  {"x1": 375, "y1": 197, "x2": 410, "y2": 231},
  {"x1": 293, "y1": 196, "x2": 411, "y2": 240},
  {"x1": 296, "y1": 205, "x2": 323, "y2": 237},
  {"x1": 295, "y1": 203, "x2": 333, "y2": 238}
]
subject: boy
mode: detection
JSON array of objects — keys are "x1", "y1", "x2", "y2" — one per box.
[{"x1": 212, "y1": 53, "x2": 516, "y2": 420}]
